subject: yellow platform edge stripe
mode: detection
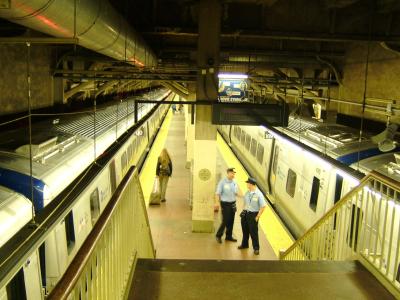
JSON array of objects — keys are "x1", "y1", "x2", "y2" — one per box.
[
  {"x1": 216, "y1": 133, "x2": 294, "y2": 257},
  {"x1": 139, "y1": 109, "x2": 173, "y2": 206}
]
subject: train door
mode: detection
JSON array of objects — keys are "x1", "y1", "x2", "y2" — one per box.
[
  {"x1": 268, "y1": 143, "x2": 280, "y2": 201},
  {"x1": 2, "y1": 252, "x2": 43, "y2": 300},
  {"x1": 264, "y1": 138, "x2": 275, "y2": 195}
]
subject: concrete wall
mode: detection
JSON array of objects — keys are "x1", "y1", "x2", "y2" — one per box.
[
  {"x1": 338, "y1": 42, "x2": 400, "y2": 123},
  {"x1": 0, "y1": 44, "x2": 54, "y2": 115}
]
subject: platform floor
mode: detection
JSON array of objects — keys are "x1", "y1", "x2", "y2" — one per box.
[{"x1": 140, "y1": 111, "x2": 276, "y2": 260}]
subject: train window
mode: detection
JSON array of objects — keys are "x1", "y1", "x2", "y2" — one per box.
[
  {"x1": 90, "y1": 188, "x2": 100, "y2": 225},
  {"x1": 256, "y1": 144, "x2": 264, "y2": 164},
  {"x1": 286, "y1": 169, "x2": 297, "y2": 198},
  {"x1": 128, "y1": 144, "x2": 133, "y2": 160},
  {"x1": 109, "y1": 160, "x2": 117, "y2": 193},
  {"x1": 245, "y1": 134, "x2": 251, "y2": 151},
  {"x1": 272, "y1": 145, "x2": 280, "y2": 174},
  {"x1": 65, "y1": 211, "x2": 76, "y2": 254},
  {"x1": 250, "y1": 139, "x2": 257, "y2": 156},
  {"x1": 309, "y1": 177, "x2": 320, "y2": 212},
  {"x1": 6, "y1": 269, "x2": 27, "y2": 300},
  {"x1": 240, "y1": 130, "x2": 246, "y2": 145},
  {"x1": 396, "y1": 264, "x2": 400, "y2": 282},
  {"x1": 236, "y1": 127, "x2": 241, "y2": 140},
  {"x1": 132, "y1": 140, "x2": 137, "y2": 154},
  {"x1": 334, "y1": 175, "x2": 343, "y2": 204},
  {"x1": 121, "y1": 151, "x2": 127, "y2": 170}
]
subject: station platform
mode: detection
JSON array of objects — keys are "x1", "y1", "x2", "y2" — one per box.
[{"x1": 139, "y1": 109, "x2": 291, "y2": 260}]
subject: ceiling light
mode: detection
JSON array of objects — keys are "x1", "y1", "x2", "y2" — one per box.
[{"x1": 218, "y1": 73, "x2": 248, "y2": 79}]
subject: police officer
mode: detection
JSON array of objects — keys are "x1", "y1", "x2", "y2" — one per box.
[
  {"x1": 215, "y1": 168, "x2": 239, "y2": 243},
  {"x1": 238, "y1": 177, "x2": 266, "y2": 255}
]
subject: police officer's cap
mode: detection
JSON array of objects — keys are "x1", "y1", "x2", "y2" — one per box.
[
  {"x1": 245, "y1": 177, "x2": 257, "y2": 185},
  {"x1": 226, "y1": 168, "x2": 236, "y2": 173}
]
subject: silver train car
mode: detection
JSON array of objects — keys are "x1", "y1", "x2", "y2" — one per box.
[
  {"x1": 0, "y1": 90, "x2": 173, "y2": 299},
  {"x1": 219, "y1": 116, "x2": 384, "y2": 237}
]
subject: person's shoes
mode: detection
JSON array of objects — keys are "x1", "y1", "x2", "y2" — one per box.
[
  {"x1": 254, "y1": 250, "x2": 260, "y2": 255},
  {"x1": 216, "y1": 236, "x2": 222, "y2": 244},
  {"x1": 225, "y1": 237, "x2": 237, "y2": 242},
  {"x1": 238, "y1": 245, "x2": 249, "y2": 250},
  {"x1": 161, "y1": 199, "x2": 166, "y2": 202}
]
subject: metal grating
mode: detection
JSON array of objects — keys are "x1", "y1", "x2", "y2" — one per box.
[
  {"x1": 285, "y1": 117, "x2": 317, "y2": 133},
  {"x1": 55, "y1": 101, "x2": 145, "y2": 139}
]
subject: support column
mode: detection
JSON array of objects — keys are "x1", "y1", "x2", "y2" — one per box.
[
  {"x1": 185, "y1": 83, "x2": 195, "y2": 169},
  {"x1": 192, "y1": 0, "x2": 220, "y2": 232}
]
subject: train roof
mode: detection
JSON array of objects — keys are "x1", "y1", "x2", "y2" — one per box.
[
  {"x1": 0, "y1": 90, "x2": 169, "y2": 178},
  {"x1": 276, "y1": 116, "x2": 379, "y2": 159},
  {"x1": 0, "y1": 186, "x2": 32, "y2": 248},
  {"x1": 356, "y1": 152, "x2": 400, "y2": 183},
  {"x1": 0, "y1": 129, "x2": 90, "y2": 179}
]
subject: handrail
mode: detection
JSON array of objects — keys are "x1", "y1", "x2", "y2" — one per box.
[
  {"x1": 369, "y1": 170, "x2": 400, "y2": 192},
  {"x1": 280, "y1": 174, "x2": 370, "y2": 257},
  {"x1": 280, "y1": 171, "x2": 400, "y2": 298},
  {"x1": 47, "y1": 166, "x2": 155, "y2": 299}
]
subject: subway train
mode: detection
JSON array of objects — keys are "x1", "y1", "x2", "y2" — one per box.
[
  {"x1": 220, "y1": 118, "x2": 400, "y2": 279},
  {"x1": 0, "y1": 89, "x2": 173, "y2": 299},
  {"x1": 218, "y1": 116, "x2": 393, "y2": 238}
]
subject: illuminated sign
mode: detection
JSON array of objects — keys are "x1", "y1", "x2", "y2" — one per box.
[{"x1": 218, "y1": 78, "x2": 248, "y2": 102}]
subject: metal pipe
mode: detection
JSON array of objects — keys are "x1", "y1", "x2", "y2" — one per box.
[
  {"x1": 0, "y1": 0, "x2": 156, "y2": 67},
  {"x1": 143, "y1": 30, "x2": 400, "y2": 43},
  {"x1": 270, "y1": 91, "x2": 400, "y2": 114},
  {"x1": 0, "y1": 37, "x2": 78, "y2": 44}
]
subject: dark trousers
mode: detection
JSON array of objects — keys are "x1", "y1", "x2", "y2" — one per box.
[
  {"x1": 240, "y1": 211, "x2": 259, "y2": 250},
  {"x1": 216, "y1": 202, "x2": 236, "y2": 239}
]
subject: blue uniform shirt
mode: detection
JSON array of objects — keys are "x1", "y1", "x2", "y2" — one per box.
[
  {"x1": 216, "y1": 178, "x2": 238, "y2": 203},
  {"x1": 244, "y1": 189, "x2": 266, "y2": 212}
]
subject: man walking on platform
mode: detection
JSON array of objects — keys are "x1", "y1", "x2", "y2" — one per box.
[
  {"x1": 215, "y1": 168, "x2": 239, "y2": 243},
  {"x1": 238, "y1": 177, "x2": 266, "y2": 255}
]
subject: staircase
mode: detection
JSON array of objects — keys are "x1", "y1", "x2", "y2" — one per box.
[{"x1": 128, "y1": 259, "x2": 394, "y2": 300}]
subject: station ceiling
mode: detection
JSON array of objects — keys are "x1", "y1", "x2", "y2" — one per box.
[
  {"x1": 111, "y1": 0, "x2": 400, "y2": 69},
  {"x1": 109, "y1": 0, "x2": 400, "y2": 113},
  {"x1": 1, "y1": 0, "x2": 400, "y2": 118}
]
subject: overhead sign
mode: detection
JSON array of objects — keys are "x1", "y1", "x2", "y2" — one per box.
[
  {"x1": 212, "y1": 102, "x2": 289, "y2": 127},
  {"x1": 218, "y1": 78, "x2": 248, "y2": 102}
]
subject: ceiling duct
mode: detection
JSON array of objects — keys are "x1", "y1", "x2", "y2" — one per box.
[{"x1": 0, "y1": 0, "x2": 156, "y2": 67}]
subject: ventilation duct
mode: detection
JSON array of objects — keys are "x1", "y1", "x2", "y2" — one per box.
[{"x1": 0, "y1": 0, "x2": 156, "y2": 67}]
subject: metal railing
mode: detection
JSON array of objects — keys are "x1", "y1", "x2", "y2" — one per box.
[
  {"x1": 48, "y1": 167, "x2": 155, "y2": 300},
  {"x1": 280, "y1": 171, "x2": 400, "y2": 298}
]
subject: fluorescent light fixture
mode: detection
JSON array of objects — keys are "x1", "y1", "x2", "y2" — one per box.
[{"x1": 218, "y1": 73, "x2": 248, "y2": 79}]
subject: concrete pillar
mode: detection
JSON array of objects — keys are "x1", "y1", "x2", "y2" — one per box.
[
  {"x1": 185, "y1": 83, "x2": 195, "y2": 169},
  {"x1": 192, "y1": 0, "x2": 220, "y2": 233}
]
